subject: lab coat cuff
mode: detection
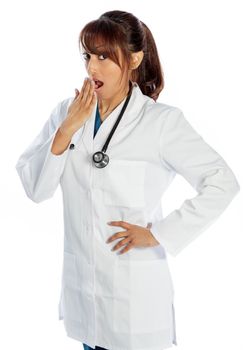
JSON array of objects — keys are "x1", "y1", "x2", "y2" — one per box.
[
  {"x1": 45, "y1": 127, "x2": 72, "y2": 165},
  {"x1": 32, "y1": 127, "x2": 71, "y2": 182},
  {"x1": 16, "y1": 126, "x2": 72, "y2": 203},
  {"x1": 150, "y1": 222, "x2": 179, "y2": 257}
]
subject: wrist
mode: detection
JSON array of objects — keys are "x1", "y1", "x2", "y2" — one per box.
[
  {"x1": 59, "y1": 124, "x2": 75, "y2": 139},
  {"x1": 149, "y1": 230, "x2": 160, "y2": 247}
]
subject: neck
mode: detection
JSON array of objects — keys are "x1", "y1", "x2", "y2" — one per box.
[{"x1": 98, "y1": 82, "x2": 132, "y2": 120}]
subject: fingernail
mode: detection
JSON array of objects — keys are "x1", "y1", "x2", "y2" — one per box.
[{"x1": 107, "y1": 222, "x2": 112, "y2": 225}]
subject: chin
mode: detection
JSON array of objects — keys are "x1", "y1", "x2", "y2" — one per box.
[{"x1": 96, "y1": 88, "x2": 113, "y2": 99}]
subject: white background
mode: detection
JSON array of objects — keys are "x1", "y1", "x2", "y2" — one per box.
[{"x1": 1, "y1": 0, "x2": 242, "y2": 349}]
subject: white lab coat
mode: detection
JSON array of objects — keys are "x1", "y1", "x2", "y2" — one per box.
[{"x1": 15, "y1": 81, "x2": 240, "y2": 350}]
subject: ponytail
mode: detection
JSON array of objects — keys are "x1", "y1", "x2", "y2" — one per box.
[
  {"x1": 133, "y1": 21, "x2": 164, "y2": 101},
  {"x1": 79, "y1": 11, "x2": 165, "y2": 101}
]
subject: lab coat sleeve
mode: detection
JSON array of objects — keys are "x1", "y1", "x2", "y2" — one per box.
[
  {"x1": 150, "y1": 107, "x2": 240, "y2": 257},
  {"x1": 15, "y1": 98, "x2": 73, "y2": 203}
]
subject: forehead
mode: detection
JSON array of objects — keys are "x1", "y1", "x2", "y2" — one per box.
[
  {"x1": 94, "y1": 43, "x2": 105, "y2": 49},
  {"x1": 83, "y1": 42, "x2": 123, "y2": 59},
  {"x1": 85, "y1": 39, "x2": 121, "y2": 52}
]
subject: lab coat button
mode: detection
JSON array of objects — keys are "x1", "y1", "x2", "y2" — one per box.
[{"x1": 69, "y1": 143, "x2": 75, "y2": 150}]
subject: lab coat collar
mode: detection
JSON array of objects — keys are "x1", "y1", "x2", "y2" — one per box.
[{"x1": 72, "y1": 81, "x2": 153, "y2": 156}]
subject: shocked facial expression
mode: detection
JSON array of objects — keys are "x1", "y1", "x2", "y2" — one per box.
[{"x1": 81, "y1": 45, "x2": 130, "y2": 100}]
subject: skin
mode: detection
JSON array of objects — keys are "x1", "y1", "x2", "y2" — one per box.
[
  {"x1": 71, "y1": 44, "x2": 161, "y2": 254},
  {"x1": 51, "y1": 78, "x2": 97, "y2": 155},
  {"x1": 106, "y1": 221, "x2": 160, "y2": 255},
  {"x1": 81, "y1": 45, "x2": 160, "y2": 254},
  {"x1": 82, "y1": 44, "x2": 141, "y2": 120}
]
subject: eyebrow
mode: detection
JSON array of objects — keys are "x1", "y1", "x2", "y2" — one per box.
[{"x1": 83, "y1": 49, "x2": 107, "y2": 55}]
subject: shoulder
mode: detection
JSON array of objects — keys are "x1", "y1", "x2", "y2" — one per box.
[
  {"x1": 140, "y1": 95, "x2": 197, "y2": 139},
  {"x1": 143, "y1": 97, "x2": 184, "y2": 125},
  {"x1": 133, "y1": 83, "x2": 183, "y2": 120}
]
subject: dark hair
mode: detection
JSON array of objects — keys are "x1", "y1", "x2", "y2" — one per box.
[{"x1": 78, "y1": 10, "x2": 164, "y2": 102}]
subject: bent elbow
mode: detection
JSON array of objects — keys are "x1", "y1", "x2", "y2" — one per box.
[
  {"x1": 220, "y1": 167, "x2": 240, "y2": 206},
  {"x1": 224, "y1": 166, "x2": 241, "y2": 197},
  {"x1": 229, "y1": 176, "x2": 240, "y2": 197},
  {"x1": 28, "y1": 193, "x2": 46, "y2": 204},
  {"x1": 28, "y1": 186, "x2": 56, "y2": 203}
]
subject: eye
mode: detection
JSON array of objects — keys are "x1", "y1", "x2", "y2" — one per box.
[
  {"x1": 82, "y1": 52, "x2": 107, "y2": 61},
  {"x1": 82, "y1": 52, "x2": 90, "y2": 61},
  {"x1": 98, "y1": 54, "x2": 107, "y2": 60}
]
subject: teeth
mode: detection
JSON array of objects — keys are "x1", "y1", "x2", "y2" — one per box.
[{"x1": 94, "y1": 80, "x2": 104, "y2": 88}]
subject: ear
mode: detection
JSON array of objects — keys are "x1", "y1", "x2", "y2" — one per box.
[{"x1": 129, "y1": 51, "x2": 144, "y2": 70}]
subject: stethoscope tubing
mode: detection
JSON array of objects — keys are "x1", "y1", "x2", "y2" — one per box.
[{"x1": 92, "y1": 81, "x2": 133, "y2": 168}]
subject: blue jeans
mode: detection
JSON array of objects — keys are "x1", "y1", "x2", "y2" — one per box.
[{"x1": 83, "y1": 343, "x2": 108, "y2": 350}]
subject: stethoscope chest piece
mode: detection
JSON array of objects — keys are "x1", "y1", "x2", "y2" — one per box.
[
  {"x1": 91, "y1": 80, "x2": 133, "y2": 169},
  {"x1": 92, "y1": 151, "x2": 109, "y2": 168}
]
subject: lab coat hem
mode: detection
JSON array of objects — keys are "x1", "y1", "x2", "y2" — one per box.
[
  {"x1": 16, "y1": 83, "x2": 240, "y2": 349},
  {"x1": 61, "y1": 315, "x2": 177, "y2": 349}
]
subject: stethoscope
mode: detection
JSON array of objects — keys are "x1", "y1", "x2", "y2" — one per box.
[{"x1": 91, "y1": 80, "x2": 133, "y2": 168}]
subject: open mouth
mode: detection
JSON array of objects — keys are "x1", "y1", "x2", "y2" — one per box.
[{"x1": 93, "y1": 80, "x2": 104, "y2": 89}]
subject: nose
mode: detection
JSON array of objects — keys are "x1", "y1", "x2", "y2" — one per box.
[{"x1": 86, "y1": 56, "x2": 99, "y2": 76}]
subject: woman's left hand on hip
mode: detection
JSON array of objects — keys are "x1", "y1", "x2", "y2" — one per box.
[{"x1": 106, "y1": 220, "x2": 160, "y2": 254}]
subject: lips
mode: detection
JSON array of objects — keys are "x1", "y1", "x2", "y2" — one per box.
[{"x1": 92, "y1": 78, "x2": 104, "y2": 89}]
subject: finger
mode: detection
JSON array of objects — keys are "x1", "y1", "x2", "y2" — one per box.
[
  {"x1": 111, "y1": 237, "x2": 132, "y2": 251},
  {"x1": 78, "y1": 77, "x2": 89, "y2": 99},
  {"x1": 74, "y1": 89, "x2": 79, "y2": 100},
  {"x1": 85, "y1": 79, "x2": 95, "y2": 105},
  {"x1": 92, "y1": 90, "x2": 97, "y2": 101},
  {"x1": 82, "y1": 78, "x2": 93, "y2": 104},
  {"x1": 90, "y1": 90, "x2": 97, "y2": 106},
  {"x1": 82, "y1": 77, "x2": 89, "y2": 89},
  {"x1": 119, "y1": 241, "x2": 134, "y2": 255},
  {"x1": 108, "y1": 221, "x2": 131, "y2": 229},
  {"x1": 106, "y1": 230, "x2": 129, "y2": 243}
]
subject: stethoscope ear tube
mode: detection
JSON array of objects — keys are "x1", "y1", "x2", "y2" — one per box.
[{"x1": 92, "y1": 81, "x2": 133, "y2": 168}]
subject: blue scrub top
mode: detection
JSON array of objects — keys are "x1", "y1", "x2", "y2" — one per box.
[{"x1": 93, "y1": 105, "x2": 102, "y2": 139}]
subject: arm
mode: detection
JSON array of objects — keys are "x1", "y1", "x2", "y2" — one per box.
[
  {"x1": 51, "y1": 126, "x2": 74, "y2": 155},
  {"x1": 15, "y1": 98, "x2": 73, "y2": 203},
  {"x1": 150, "y1": 107, "x2": 240, "y2": 257}
]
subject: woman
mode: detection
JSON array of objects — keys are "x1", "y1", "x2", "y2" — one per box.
[{"x1": 15, "y1": 10, "x2": 240, "y2": 350}]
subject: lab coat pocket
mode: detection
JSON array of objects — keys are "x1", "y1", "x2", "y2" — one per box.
[
  {"x1": 112, "y1": 259, "x2": 174, "y2": 334},
  {"x1": 103, "y1": 159, "x2": 146, "y2": 207}
]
